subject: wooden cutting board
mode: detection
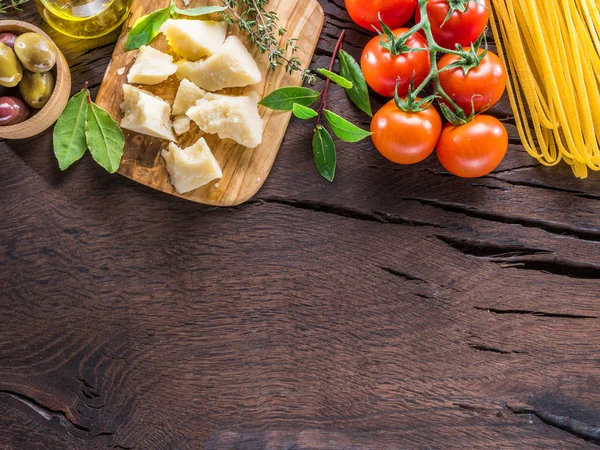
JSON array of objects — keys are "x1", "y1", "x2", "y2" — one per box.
[{"x1": 96, "y1": 0, "x2": 324, "y2": 206}]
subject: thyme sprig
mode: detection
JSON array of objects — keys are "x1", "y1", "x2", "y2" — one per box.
[
  {"x1": 0, "y1": 0, "x2": 29, "y2": 13},
  {"x1": 219, "y1": 0, "x2": 315, "y2": 83}
]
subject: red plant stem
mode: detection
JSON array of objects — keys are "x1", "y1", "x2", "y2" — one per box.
[{"x1": 316, "y1": 30, "x2": 346, "y2": 126}]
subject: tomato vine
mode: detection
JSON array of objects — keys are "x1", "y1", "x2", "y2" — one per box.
[{"x1": 384, "y1": 0, "x2": 487, "y2": 123}]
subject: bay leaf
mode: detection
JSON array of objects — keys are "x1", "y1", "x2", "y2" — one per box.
[
  {"x1": 125, "y1": 7, "x2": 170, "y2": 52},
  {"x1": 53, "y1": 88, "x2": 89, "y2": 171},
  {"x1": 317, "y1": 68, "x2": 353, "y2": 89},
  {"x1": 312, "y1": 125, "x2": 336, "y2": 182},
  {"x1": 292, "y1": 103, "x2": 318, "y2": 119},
  {"x1": 259, "y1": 87, "x2": 320, "y2": 111},
  {"x1": 339, "y1": 49, "x2": 372, "y2": 117},
  {"x1": 85, "y1": 102, "x2": 125, "y2": 174},
  {"x1": 324, "y1": 109, "x2": 372, "y2": 143}
]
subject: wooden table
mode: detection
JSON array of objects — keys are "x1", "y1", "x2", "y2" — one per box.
[{"x1": 2, "y1": 2, "x2": 600, "y2": 448}]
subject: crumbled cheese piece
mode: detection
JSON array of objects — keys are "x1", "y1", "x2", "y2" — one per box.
[
  {"x1": 117, "y1": 67, "x2": 125, "y2": 76},
  {"x1": 176, "y1": 36, "x2": 262, "y2": 92},
  {"x1": 186, "y1": 91, "x2": 263, "y2": 148},
  {"x1": 127, "y1": 46, "x2": 177, "y2": 85},
  {"x1": 161, "y1": 138, "x2": 222, "y2": 194},
  {"x1": 173, "y1": 115, "x2": 191, "y2": 135},
  {"x1": 121, "y1": 85, "x2": 176, "y2": 142},
  {"x1": 160, "y1": 19, "x2": 226, "y2": 61},
  {"x1": 172, "y1": 79, "x2": 206, "y2": 116}
]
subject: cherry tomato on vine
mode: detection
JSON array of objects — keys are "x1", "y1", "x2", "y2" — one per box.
[
  {"x1": 436, "y1": 115, "x2": 508, "y2": 178},
  {"x1": 371, "y1": 99, "x2": 442, "y2": 165},
  {"x1": 415, "y1": 0, "x2": 489, "y2": 49},
  {"x1": 438, "y1": 49, "x2": 507, "y2": 115},
  {"x1": 345, "y1": 0, "x2": 417, "y2": 31},
  {"x1": 361, "y1": 29, "x2": 430, "y2": 98}
]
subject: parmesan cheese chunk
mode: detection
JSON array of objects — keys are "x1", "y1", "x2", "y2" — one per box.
[
  {"x1": 160, "y1": 19, "x2": 226, "y2": 61},
  {"x1": 161, "y1": 138, "x2": 222, "y2": 194},
  {"x1": 186, "y1": 92, "x2": 263, "y2": 148},
  {"x1": 176, "y1": 36, "x2": 262, "y2": 92},
  {"x1": 121, "y1": 85, "x2": 176, "y2": 142},
  {"x1": 173, "y1": 115, "x2": 191, "y2": 135},
  {"x1": 127, "y1": 46, "x2": 177, "y2": 85},
  {"x1": 172, "y1": 79, "x2": 206, "y2": 116}
]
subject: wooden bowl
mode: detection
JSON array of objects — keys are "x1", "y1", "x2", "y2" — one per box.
[{"x1": 0, "y1": 20, "x2": 71, "y2": 139}]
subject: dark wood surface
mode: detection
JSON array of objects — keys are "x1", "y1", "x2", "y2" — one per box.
[{"x1": 2, "y1": 2, "x2": 600, "y2": 448}]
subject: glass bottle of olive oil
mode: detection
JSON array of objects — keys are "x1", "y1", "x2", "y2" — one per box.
[{"x1": 34, "y1": 0, "x2": 131, "y2": 39}]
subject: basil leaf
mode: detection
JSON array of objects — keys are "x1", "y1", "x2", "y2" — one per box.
[
  {"x1": 312, "y1": 125, "x2": 336, "y2": 182},
  {"x1": 324, "y1": 109, "x2": 372, "y2": 143},
  {"x1": 125, "y1": 7, "x2": 170, "y2": 52},
  {"x1": 171, "y1": 2, "x2": 227, "y2": 16},
  {"x1": 292, "y1": 103, "x2": 318, "y2": 119},
  {"x1": 317, "y1": 68, "x2": 353, "y2": 89},
  {"x1": 259, "y1": 87, "x2": 320, "y2": 111},
  {"x1": 85, "y1": 102, "x2": 125, "y2": 174},
  {"x1": 339, "y1": 49, "x2": 372, "y2": 117},
  {"x1": 53, "y1": 89, "x2": 89, "y2": 171}
]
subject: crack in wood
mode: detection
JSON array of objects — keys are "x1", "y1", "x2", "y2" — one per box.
[
  {"x1": 453, "y1": 403, "x2": 506, "y2": 418},
  {"x1": 378, "y1": 266, "x2": 427, "y2": 283},
  {"x1": 471, "y1": 183, "x2": 510, "y2": 192},
  {"x1": 0, "y1": 389, "x2": 93, "y2": 433},
  {"x1": 507, "y1": 404, "x2": 600, "y2": 445},
  {"x1": 487, "y1": 176, "x2": 589, "y2": 196},
  {"x1": 434, "y1": 235, "x2": 600, "y2": 279},
  {"x1": 0, "y1": 389, "x2": 119, "y2": 440},
  {"x1": 468, "y1": 344, "x2": 526, "y2": 355},
  {"x1": 434, "y1": 236, "x2": 552, "y2": 258},
  {"x1": 406, "y1": 197, "x2": 600, "y2": 242},
  {"x1": 474, "y1": 306, "x2": 598, "y2": 320},
  {"x1": 252, "y1": 197, "x2": 443, "y2": 228}
]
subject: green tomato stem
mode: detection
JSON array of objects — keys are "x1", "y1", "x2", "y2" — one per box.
[{"x1": 399, "y1": 0, "x2": 468, "y2": 117}]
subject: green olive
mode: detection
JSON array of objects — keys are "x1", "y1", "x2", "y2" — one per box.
[
  {"x1": 0, "y1": 42, "x2": 23, "y2": 88},
  {"x1": 14, "y1": 32, "x2": 56, "y2": 73},
  {"x1": 19, "y1": 70, "x2": 55, "y2": 109}
]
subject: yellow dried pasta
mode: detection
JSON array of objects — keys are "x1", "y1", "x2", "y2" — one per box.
[{"x1": 490, "y1": 0, "x2": 600, "y2": 178}]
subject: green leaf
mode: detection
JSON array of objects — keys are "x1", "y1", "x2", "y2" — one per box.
[
  {"x1": 339, "y1": 49, "x2": 372, "y2": 117},
  {"x1": 85, "y1": 101, "x2": 125, "y2": 174},
  {"x1": 317, "y1": 68, "x2": 353, "y2": 89},
  {"x1": 53, "y1": 89, "x2": 89, "y2": 171},
  {"x1": 292, "y1": 103, "x2": 318, "y2": 119},
  {"x1": 124, "y1": 7, "x2": 170, "y2": 52},
  {"x1": 312, "y1": 125, "x2": 336, "y2": 182},
  {"x1": 259, "y1": 87, "x2": 320, "y2": 111},
  {"x1": 323, "y1": 109, "x2": 372, "y2": 143},
  {"x1": 170, "y1": 1, "x2": 226, "y2": 16}
]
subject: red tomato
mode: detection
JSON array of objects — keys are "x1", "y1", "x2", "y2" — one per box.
[
  {"x1": 361, "y1": 29, "x2": 430, "y2": 98},
  {"x1": 345, "y1": 0, "x2": 417, "y2": 31},
  {"x1": 415, "y1": 0, "x2": 489, "y2": 49},
  {"x1": 371, "y1": 99, "x2": 442, "y2": 165},
  {"x1": 438, "y1": 49, "x2": 507, "y2": 115},
  {"x1": 436, "y1": 115, "x2": 508, "y2": 178}
]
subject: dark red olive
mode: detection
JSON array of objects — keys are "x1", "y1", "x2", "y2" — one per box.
[
  {"x1": 0, "y1": 96, "x2": 30, "y2": 125},
  {"x1": 0, "y1": 32, "x2": 17, "y2": 49}
]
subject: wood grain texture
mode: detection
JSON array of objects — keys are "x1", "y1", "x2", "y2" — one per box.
[
  {"x1": 0, "y1": 20, "x2": 71, "y2": 140},
  {"x1": 2, "y1": 2, "x2": 600, "y2": 449},
  {"x1": 95, "y1": 0, "x2": 324, "y2": 206}
]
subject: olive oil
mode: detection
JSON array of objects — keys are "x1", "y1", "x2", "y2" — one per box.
[{"x1": 34, "y1": 0, "x2": 131, "y2": 39}]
